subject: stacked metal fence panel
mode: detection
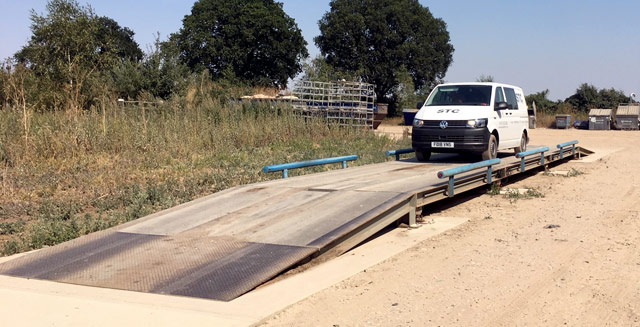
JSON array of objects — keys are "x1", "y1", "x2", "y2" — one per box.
[
  {"x1": 291, "y1": 81, "x2": 376, "y2": 128},
  {"x1": 615, "y1": 104, "x2": 640, "y2": 130},
  {"x1": 588, "y1": 108, "x2": 612, "y2": 130}
]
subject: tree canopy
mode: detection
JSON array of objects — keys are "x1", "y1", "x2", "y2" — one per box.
[
  {"x1": 95, "y1": 16, "x2": 144, "y2": 62},
  {"x1": 173, "y1": 0, "x2": 308, "y2": 88},
  {"x1": 316, "y1": 0, "x2": 454, "y2": 110},
  {"x1": 525, "y1": 89, "x2": 556, "y2": 112},
  {"x1": 525, "y1": 84, "x2": 631, "y2": 114},
  {"x1": 15, "y1": 0, "x2": 143, "y2": 111},
  {"x1": 565, "y1": 83, "x2": 630, "y2": 111}
]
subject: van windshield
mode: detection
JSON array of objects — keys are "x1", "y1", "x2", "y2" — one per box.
[{"x1": 425, "y1": 85, "x2": 492, "y2": 106}]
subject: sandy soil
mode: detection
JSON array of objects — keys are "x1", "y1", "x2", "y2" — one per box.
[{"x1": 259, "y1": 127, "x2": 640, "y2": 326}]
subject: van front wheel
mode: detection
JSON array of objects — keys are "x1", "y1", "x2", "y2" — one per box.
[{"x1": 481, "y1": 135, "x2": 497, "y2": 160}]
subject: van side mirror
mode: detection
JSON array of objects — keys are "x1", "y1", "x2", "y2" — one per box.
[
  {"x1": 416, "y1": 101, "x2": 424, "y2": 109},
  {"x1": 495, "y1": 102, "x2": 509, "y2": 111}
]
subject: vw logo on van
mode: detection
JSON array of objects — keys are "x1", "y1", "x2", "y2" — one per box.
[{"x1": 439, "y1": 120, "x2": 448, "y2": 129}]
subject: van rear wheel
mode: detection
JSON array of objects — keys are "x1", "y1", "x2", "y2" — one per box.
[
  {"x1": 415, "y1": 150, "x2": 431, "y2": 162},
  {"x1": 514, "y1": 132, "x2": 527, "y2": 153},
  {"x1": 481, "y1": 135, "x2": 497, "y2": 160}
]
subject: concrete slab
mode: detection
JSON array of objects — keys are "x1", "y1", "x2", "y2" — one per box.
[
  {"x1": 0, "y1": 216, "x2": 467, "y2": 327},
  {"x1": 574, "y1": 147, "x2": 621, "y2": 163}
]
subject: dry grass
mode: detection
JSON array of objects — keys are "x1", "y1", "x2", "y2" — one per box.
[
  {"x1": 383, "y1": 116, "x2": 406, "y2": 126},
  {"x1": 0, "y1": 98, "x2": 410, "y2": 255},
  {"x1": 535, "y1": 111, "x2": 588, "y2": 128}
]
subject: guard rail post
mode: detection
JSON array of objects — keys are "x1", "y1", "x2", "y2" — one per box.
[
  {"x1": 437, "y1": 158, "x2": 501, "y2": 197},
  {"x1": 515, "y1": 147, "x2": 550, "y2": 173},
  {"x1": 557, "y1": 140, "x2": 579, "y2": 159},
  {"x1": 385, "y1": 148, "x2": 414, "y2": 161}
]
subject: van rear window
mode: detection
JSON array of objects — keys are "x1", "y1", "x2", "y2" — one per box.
[{"x1": 425, "y1": 85, "x2": 492, "y2": 106}]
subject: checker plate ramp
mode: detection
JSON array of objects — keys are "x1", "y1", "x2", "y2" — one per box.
[{"x1": 0, "y1": 148, "x2": 589, "y2": 301}]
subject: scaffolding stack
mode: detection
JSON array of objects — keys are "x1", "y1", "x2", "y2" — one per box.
[{"x1": 292, "y1": 81, "x2": 376, "y2": 128}]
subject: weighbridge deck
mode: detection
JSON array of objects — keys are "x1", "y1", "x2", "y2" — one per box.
[{"x1": 0, "y1": 145, "x2": 591, "y2": 302}]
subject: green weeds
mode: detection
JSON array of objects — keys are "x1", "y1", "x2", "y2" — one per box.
[
  {"x1": 566, "y1": 168, "x2": 583, "y2": 177},
  {"x1": 488, "y1": 183, "x2": 501, "y2": 195},
  {"x1": 0, "y1": 100, "x2": 409, "y2": 255},
  {"x1": 504, "y1": 187, "x2": 545, "y2": 203}
]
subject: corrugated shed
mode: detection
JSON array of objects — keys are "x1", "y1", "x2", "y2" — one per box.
[
  {"x1": 588, "y1": 108, "x2": 612, "y2": 116},
  {"x1": 617, "y1": 104, "x2": 640, "y2": 116}
]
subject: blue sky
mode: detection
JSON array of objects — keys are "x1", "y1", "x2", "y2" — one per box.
[{"x1": 1, "y1": 0, "x2": 639, "y2": 100}]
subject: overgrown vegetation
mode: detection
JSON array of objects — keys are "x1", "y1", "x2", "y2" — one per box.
[
  {"x1": 527, "y1": 84, "x2": 631, "y2": 127},
  {"x1": 0, "y1": 95, "x2": 410, "y2": 255}
]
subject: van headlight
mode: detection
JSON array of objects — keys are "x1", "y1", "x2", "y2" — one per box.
[
  {"x1": 413, "y1": 119, "x2": 424, "y2": 127},
  {"x1": 466, "y1": 118, "x2": 488, "y2": 128}
]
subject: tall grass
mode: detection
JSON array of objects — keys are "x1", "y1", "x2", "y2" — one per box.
[
  {"x1": 535, "y1": 108, "x2": 588, "y2": 128},
  {"x1": 0, "y1": 98, "x2": 409, "y2": 255}
]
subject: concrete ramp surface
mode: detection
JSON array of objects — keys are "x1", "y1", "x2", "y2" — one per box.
[{"x1": 0, "y1": 148, "x2": 588, "y2": 302}]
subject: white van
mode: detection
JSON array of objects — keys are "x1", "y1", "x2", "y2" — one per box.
[{"x1": 412, "y1": 82, "x2": 529, "y2": 161}]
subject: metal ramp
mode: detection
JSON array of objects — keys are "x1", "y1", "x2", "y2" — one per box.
[{"x1": 0, "y1": 145, "x2": 592, "y2": 302}]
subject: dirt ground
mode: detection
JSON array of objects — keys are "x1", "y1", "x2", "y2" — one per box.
[{"x1": 259, "y1": 127, "x2": 640, "y2": 326}]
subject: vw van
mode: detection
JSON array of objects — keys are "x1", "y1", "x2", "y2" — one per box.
[{"x1": 411, "y1": 82, "x2": 529, "y2": 161}]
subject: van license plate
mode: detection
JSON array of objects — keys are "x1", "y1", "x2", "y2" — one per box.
[{"x1": 432, "y1": 142, "x2": 454, "y2": 148}]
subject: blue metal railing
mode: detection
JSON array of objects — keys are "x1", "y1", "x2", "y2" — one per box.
[
  {"x1": 437, "y1": 158, "x2": 501, "y2": 197},
  {"x1": 262, "y1": 155, "x2": 358, "y2": 179},
  {"x1": 557, "y1": 140, "x2": 579, "y2": 159},
  {"x1": 385, "y1": 148, "x2": 414, "y2": 161},
  {"x1": 515, "y1": 147, "x2": 549, "y2": 172}
]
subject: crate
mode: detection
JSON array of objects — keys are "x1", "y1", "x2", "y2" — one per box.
[{"x1": 555, "y1": 114, "x2": 571, "y2": 129}]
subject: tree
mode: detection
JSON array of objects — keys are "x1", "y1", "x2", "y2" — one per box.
[
  {"x1": 525, "y1": 89, "x2": 557, "y2": 113},
  {"x1": 106, "y1": 35, "x2": 190, "y2": 100},
  {"x1": 565, "y1": 83, "x2": 598, "y2": 112},
  {"x1": 15, "y1": 0, "x2": 142, "y2": 111},
  {"x1": 173, "y1": 0, "x2": 308, "y2": 88},
  {"x1": 141, "y1": 36, "x2": 190, "y2": 99},
  {"x1": 95, "y1": 16, "x2": 144, "y2": 62},
  {"x1": 565, "y1": 83, "x2": 630, "y2": 112},
  {"x1": 597, "y1": 87, "x2": 630, "y2": 109},
  {"x1": 316, "y1": 0, "x2": 454, "y2": 113}
]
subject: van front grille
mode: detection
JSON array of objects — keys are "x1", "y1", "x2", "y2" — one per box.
[{"x1": 421, "y1": 120, "x2": 467, "y2": 128}]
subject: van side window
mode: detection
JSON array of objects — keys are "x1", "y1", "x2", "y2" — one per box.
[
  {"x1": 504, "y1": 88, "x2": 519, "y2": 109},
  {"x1": 494, "y1": 87, "x2": 505, "y2": 104}
]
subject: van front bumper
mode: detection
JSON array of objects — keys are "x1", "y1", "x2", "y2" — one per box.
[{"x1": 411, "y1": 126, "x2": 490, "y2": 153}]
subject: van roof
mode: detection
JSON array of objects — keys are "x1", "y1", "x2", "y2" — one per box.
[{"x1": 437, "y1": 82, "x2": 521, "y2": 89}]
